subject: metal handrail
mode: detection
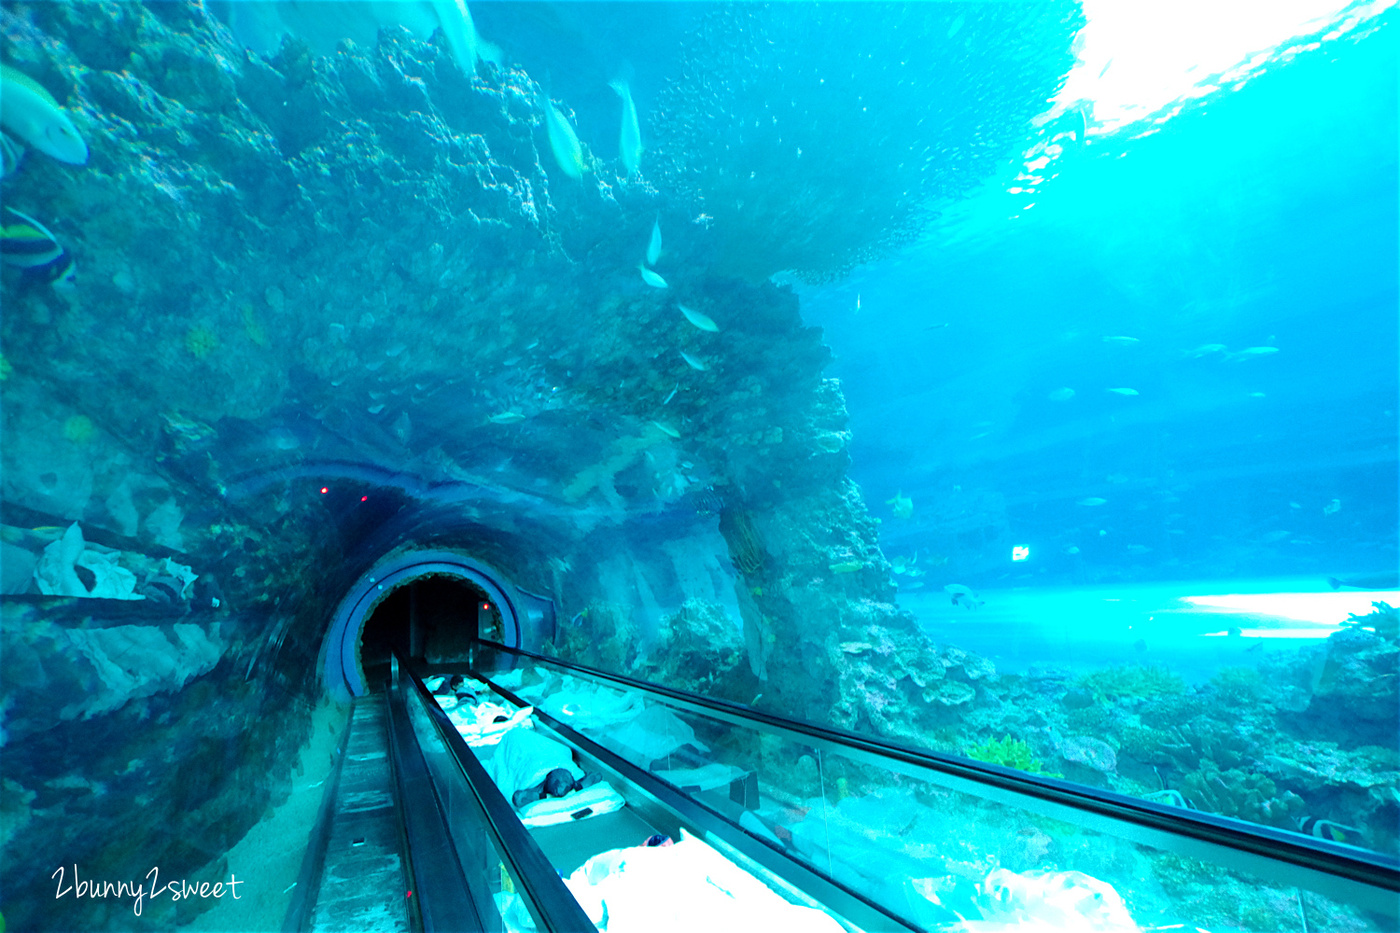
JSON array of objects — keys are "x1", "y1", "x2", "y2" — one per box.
[
  {"x1": 396, "y1": 654, "x2": 597, "y2": 933},
  {"x1": 469, "y1": 642, "x2": 1400, "y2": 916}
]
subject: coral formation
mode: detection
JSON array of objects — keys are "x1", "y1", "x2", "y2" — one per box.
[
  {"x1": 965, "y1": 735, "x2": 1057, "y2": 777},
  {"x1": 184, "y1": 325, "x2": 218, "y2": 359},
  {"x1": 61, "y1": 413, "x2": 93, "y2": 443},
  {"x1": 1075, "y1": 664, "x2": 1186, "y2": 703}
]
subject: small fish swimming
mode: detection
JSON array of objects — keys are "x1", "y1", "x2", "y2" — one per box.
[
  {"x1": 1064, "y1": 545, "x2": 1081, "y2": 555},
  {"x1": 651, "y1": 420, "x2": 680, "y2": 439},
  {"x1": 1107, "y1": 387, "x2": 1139, "y2": 396},
  {"x1": 945, "y1": 584, "x2": 983, "y2": 610},
  {"x1": 1183, "y1": 343, "x2": 1227, "y2": 358},
  {"x1": 1229, "y1": 346, "x2": 1280, "y2": 361},
  {"x1": 1323, "y1": 498, "x2": 1342, "y2": 516},
  {"x1": 640, "y1": 264, "x2": 668, "y2": 288},
  {"x1": 1102, "y1": 336, "x2": 1139, "y2": 345},
  {"x1": 679, "y1": 304, "x2": 718, "y2": 332},
  {"x1": 1298, "y1": 816, "x2": 1365, "y2": 846},
  {"x1": 1047, "y1": 387, "x2": 1075, "y2": 402},
  {"x1": 543, "y1": 95, "x2": 587, "y2": 179},
  {"x1": 680, "y1": 350, "x2": 707, "y2": 371},
  {"x1": 430, "y1": 0, "x2": 500, "y2": 74},
  {"x1": 886, "y1": 490, "x2": 913, "y2": 519},
  {"x1": 488, "y1": 411, "x2": 526, "y2": 424},
  {"x1": 662, "y1": 384, "x2": 679, "y2": 405},
  {"x1": 608, "y1": 75, "x2": 642, "y2": 176},
  {"x1": 2, "y1": 207, "x2": 76, "y2": 289},
  {"x1": 829, "y1": 560, "x2": 862, "y2": 574},
  {"x1": 1077, "y1": 497, "x2": 1107, "y2": 506},
  {"x1": 646, "y1": 216, "x2": 662, "y2": 266},
  {"x1": 0, "y1": 64, "x2": 88, "y2": 165}
]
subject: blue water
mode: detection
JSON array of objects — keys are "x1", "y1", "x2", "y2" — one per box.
[
  {"x1": 906, "y1": 576, "x2": 1391, "y2": 682},
  {"x1": 802, "y1": 20, "x2": 1398, "y2": 591}
]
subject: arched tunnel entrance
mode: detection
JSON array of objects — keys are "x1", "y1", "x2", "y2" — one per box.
[
  {"x1": 359, "y1": 575, "x2": 503, "y2": 670},
  {"x1": 320, "y1": 549, "x2": 556, "y2": 700}
]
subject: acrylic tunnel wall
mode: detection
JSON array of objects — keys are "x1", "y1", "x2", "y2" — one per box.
[{"x1": 2, "y1": 2, "x2": 1397, "y2": 932}]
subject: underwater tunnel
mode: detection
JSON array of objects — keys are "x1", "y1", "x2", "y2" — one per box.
[{"x1": 1, "y1": 2, "x2": 1398, "y2": 932}]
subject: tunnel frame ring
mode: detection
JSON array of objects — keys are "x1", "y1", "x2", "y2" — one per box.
[{"x1": 323, "y1": 550, "x2": 520, "y2": 699}]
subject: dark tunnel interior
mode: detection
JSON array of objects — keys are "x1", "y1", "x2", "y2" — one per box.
[{"x1": 360, "y1": 576, "x2": 494, "y2": 671}]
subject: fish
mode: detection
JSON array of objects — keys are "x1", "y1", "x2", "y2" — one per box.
[
  {"x1": 1328, "y1": 571, "x2": 1399, "y2": 590},
  {"x1": 1323, "y1": 498, "x2": 1342, "y2": 516},
  {"x1": 1103, "y1": 336, "x2": 1139, "y2": 345},
  {"x1": 639, "y1": 264, "x2": 668, "y2": 289},
  {"x1": 1107, "y1": 387, "x2": 1139, "y2": 396},
  {"x1": 1, "y1": 131, "x2": 24, "y2": 178},
  {"x1": 1229, "y1": 346, "x2": 1280, "y2": 361},
  {"x1": 886, "y1": 490, "x2": 913, "y2": 519},
  {"x1": 543, "y1": 96, "x2": 587, "y2": 179},
  {"x1": 1298, "y1": 817, "x2": 1365, "y2": 846},
  {"x1": 1064, "y1": 546, "x2": 1081, "y2": 555},
  {"x1": 680, "y1": 351, "x2": 707, "y2": 371},
  {"x1": 829, "y1": 560, "x2": 862, "y2": 574},
  {"x1": 1183, "y1": 343, "x2": 1227, "y2": 358},
  {"x1": 1077, "y1": 497, "x2": 1107, "y2": 506},
  {"x1": 430, "y1": 0, "x2": 501, "y2": 73},
  {"x1": 0, "y1": 64, "x2": 88, "y2": 165},
  {"x1": 608, "y1": 75, "x2": 642, "y2": 176},
  {"x1": 1, "y1": 207, "x2": 76, "y2": 289},
  {"x1": 662, "y1": 384, "x2": 679, "y2": 405},
  {"x1": 679, "y1": 304, "x2": 718, "y2": 332},
  {"x1": 646, "y1": 216, "x2": 662, "y2": 266},
  {"x1": 488, "y1": 411, "x2": 526, "y2": 424},
  {"x1": 1047, "y1": 387, "x2": 1075, "y2": 402},
  {"x1": 945, "y1": 584, "x2": 983, "y2": 610},
  {"x1": 651, "y1": 421, "x2": 680, "y2": 439}
]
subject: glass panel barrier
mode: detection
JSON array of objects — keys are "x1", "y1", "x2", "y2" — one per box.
[
  {"x1": 401, "y1": 669, "x2": 598, "y2": 933},
  {"x1": 476, "y1": 647, "x2": 1398, "y2": 932}
]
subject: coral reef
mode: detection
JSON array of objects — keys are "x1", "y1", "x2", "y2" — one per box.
[
  {"x1": 639, "y1": 599, "x2": 747, "y2": 697},
  {"x1": 184, "y1": 324, "x2": 218, "y2": 359},
  {"x1": 965, "y1": 735, "x2": 1057, "y2": 777},
  {"x1": 1074, "y1": 664, "x2": 1186, "y2": 704},
  {"x1": 1179, "y1": 766, "x2": 1304, "y2": 828}
]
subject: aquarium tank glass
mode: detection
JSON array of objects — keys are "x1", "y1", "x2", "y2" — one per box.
[{"x1": 0, "y1": 1, "x2": 1395, "y2": 931}]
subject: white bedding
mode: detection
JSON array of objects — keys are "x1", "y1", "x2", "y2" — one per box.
[
  {"x1": 565, "y1": 829, "x2": 846, "y2": 933},
  {"x1": 449, "y1": 702, "x2": 535, "y2": 746},
  {"x1": 519, "y1": 781, "x2": 626, "y2": 827}
]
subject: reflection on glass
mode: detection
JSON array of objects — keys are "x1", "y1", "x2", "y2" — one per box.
[{"x1": 485, "y1": 654, "x2": 1391, "y2": 932}]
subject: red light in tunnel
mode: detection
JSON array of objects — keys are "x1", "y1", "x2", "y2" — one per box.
[
  {"x1": 482, "y1": 602, "x2": 491, "y2": 611},
  {"x1": 320, "y1": 487, "x2": 329, "y2": 494},
  {"x1": 361, "y1": 495, "x2": 368, "y2": 502}
]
